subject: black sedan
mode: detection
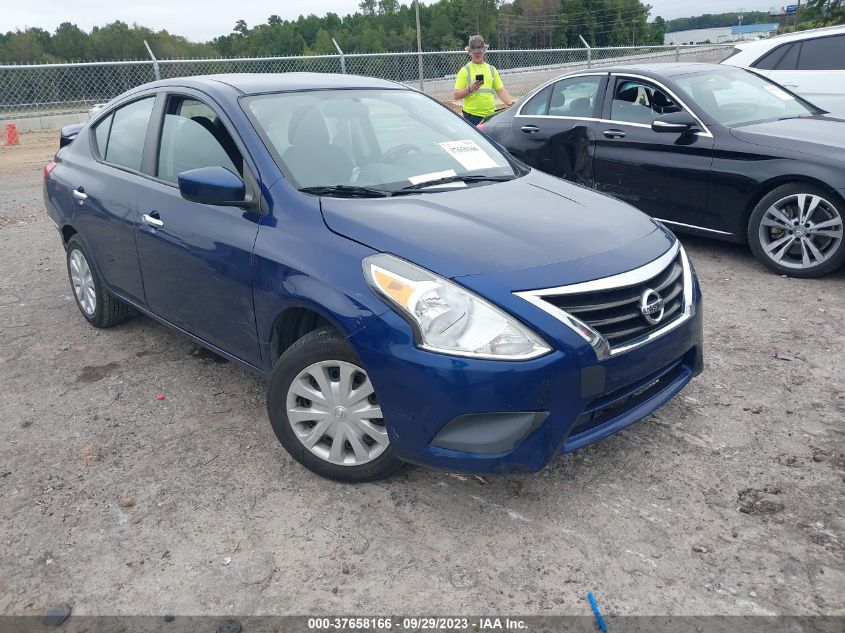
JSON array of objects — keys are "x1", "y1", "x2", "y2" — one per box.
[{"x1": 483, "y1": 63, "x2": 845, "y2": 277}]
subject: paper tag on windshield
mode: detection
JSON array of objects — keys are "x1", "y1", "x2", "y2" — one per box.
[
  {"x1": 437, "y1": 140, "x2": 499, "y2": 171},
  {"x1": 408, "y1": 169, "x2": 456, "y2": 185},
  {"x1": 763, "y1": 84, "x2": 794, "y2": 101}
]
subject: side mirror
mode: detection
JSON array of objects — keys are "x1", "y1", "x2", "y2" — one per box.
[
  {"x1": 178, "y1": 166, "x2": 247, "y2": 206},
  {"x1": 651, "y1": 112, "x2": 699, "y2": 134}
]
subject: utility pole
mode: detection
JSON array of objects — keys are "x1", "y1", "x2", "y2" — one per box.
[{"x1": 415, "y1": 0, "x2": 423, "y2": 91}]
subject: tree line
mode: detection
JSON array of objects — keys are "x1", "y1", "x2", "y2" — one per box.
[
  {"x1": 3, "y1": 0, "x2": 841, "y2": 64},
  {"x1": 0, "y1": 0, "x2": 668, "y2": 64},
  {"x1": 665, "y1": 12, "x2": 771, "y2": 33},
  {"x1": 667, "y1": 1, "x2": 843, "y2": 34}
]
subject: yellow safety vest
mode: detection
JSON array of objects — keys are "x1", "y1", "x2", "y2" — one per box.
[{"x1": 456, "y1": 62, "x2": 503, "y2": 117}]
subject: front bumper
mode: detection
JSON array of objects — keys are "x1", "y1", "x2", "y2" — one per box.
[{"x1": 348, "y1": 283, "x2": 703, "y2": 474}]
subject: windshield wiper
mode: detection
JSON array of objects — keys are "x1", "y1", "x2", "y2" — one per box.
[
  {"x1": 299, "y1": 185, "x2": 391, "y2": 198},
  {"x1": 396, "y1": 174, "x2": 516, "y2": 192}
]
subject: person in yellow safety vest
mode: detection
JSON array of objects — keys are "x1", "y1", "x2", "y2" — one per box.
[{"x1": 453, "y1": 34, "x2": 515, "y2": 126}]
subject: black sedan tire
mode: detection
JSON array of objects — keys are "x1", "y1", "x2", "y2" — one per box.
[
  {"x1": 748, "y1": 183, "x2": 845, "y2": 278},
  {"x1": 65, "y1": 235, "x2": 129, "y2": 328},
  {"x1": 266, "y1": 327, "x2": 405, "y2": 483}
]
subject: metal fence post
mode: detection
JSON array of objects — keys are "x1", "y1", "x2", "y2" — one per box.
[
  {"x1": 143, "y1": 40, "x2": 161, "y2": 80},
  {"x1": 415, "y1": 0, "x2": 424, "y2": 91},
  {"x1": 675, "y1": 45, "x2": 681, "y2": 62},
  {"x1": 332, "y1": 39, "x2": 346, "y2": 74},
  {"x1": 579, "y1": 35, "x2": 591, "y2": 68}
]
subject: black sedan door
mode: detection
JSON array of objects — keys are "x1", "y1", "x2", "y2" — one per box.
[
  {"x1": 593, "y1": 75, "x2": 714, "y2": 228},
  {"x1": 506, "y1": 74, "x2": 607, "y2": 187}
]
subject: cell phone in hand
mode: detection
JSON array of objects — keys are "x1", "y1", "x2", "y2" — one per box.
[{"x1": 475, "y1": 74, "x2": 484, "y2": 83}]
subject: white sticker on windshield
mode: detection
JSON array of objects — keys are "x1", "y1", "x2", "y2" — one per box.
[
  {"x1": 408, "y1": 169, "x2": 456, "y2": 185},
  {"x1": 763, "y1": 84, "x2": 794, "y2": 101},
  {"x1": 437, "y1": 140, "x2": 499, "y2": 171}
]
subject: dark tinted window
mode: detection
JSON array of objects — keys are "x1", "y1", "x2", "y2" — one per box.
[
  {"x1": 548, "y1": 75, "x2": 602, "y2": 117},
  {"x1": 104, "y1": 97, "x2": 154, "y2": 171},
  {"x1": 157, "y1": 97, "x2": 242, "y2": 184},
  {"x1": 776, "y1": 42, "x2": 801, "y2": 70},
  {"x1": 93, "y1": 114, "x2": 112, "y2": 158},
  {"x1": 797, "y1": 35, "x2": 845, "y2": 70},
  {"x1": 753, "y1": 43, "x2": 790, "y2": 69},
  {"x1": 521, "y1": 85, "x2": 551, "y2": 116},
  {"x1": 610, "y1": 79, "x2": 682, "y2": 125}
]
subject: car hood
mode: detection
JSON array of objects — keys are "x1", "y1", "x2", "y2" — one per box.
[
  {"x1": 729, "y1": 115, "x2": 845, "y2": 160},
  {"x1": 320, "y1": 170, "x2": 660, "y2": 279}
]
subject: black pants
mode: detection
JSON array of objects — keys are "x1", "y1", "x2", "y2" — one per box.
[{"x1": 462, "y1": 111, "x2": 484, "y2": 126}]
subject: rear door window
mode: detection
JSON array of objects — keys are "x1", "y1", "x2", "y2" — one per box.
[
  {"x1": 775, "y1": 42, "x2": 801, "y2": 70},
  {"x1": 753, "y1": 44, "x2": 790, "y2": 70},
  {"x1": 92, "y1": 114, "x2": 113, "y2": 159},
  {"x1": 156, "y1": 96, "x2": 242, "y2": 184},
  {"x1": 103, "y1": 97, "x2": 155, "y2": 171},
  {"x1": 548, "y1": 76, "x2": 602, "y2": 117},
  {"x1": 520, "y1": 85, "x2": 552, "y2": 116},
  {"x1": 796, "y1": 35, "x2": 845, "y2": 70}
]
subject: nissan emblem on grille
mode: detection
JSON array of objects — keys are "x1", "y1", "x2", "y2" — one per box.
[{"x1": 639, "y1": 289, "x2": 665, "y2": 325}]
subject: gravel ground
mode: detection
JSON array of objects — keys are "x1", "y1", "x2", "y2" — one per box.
[{"x1": 1, "y1": 132, "x2": 843, "y2": 618}]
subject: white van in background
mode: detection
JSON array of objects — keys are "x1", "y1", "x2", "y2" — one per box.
[{"x1": 721, "y1": 25, "x2": 845, "y2": 117}]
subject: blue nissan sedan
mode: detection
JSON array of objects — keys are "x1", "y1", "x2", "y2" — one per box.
[{"x1": 44, "y1": 73, "x2": 703, "y2": 482}]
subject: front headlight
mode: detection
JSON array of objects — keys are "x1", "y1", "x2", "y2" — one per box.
[{"x1": 363, "y1": 253, "x2": 551, "y2": 360}]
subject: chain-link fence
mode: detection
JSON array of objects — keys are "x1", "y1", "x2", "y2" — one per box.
[{"x1": 0, "y1": 44, "x2": 734, "y2": 126}]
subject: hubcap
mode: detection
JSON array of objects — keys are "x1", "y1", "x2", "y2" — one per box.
[
  {"x1": 759, "y1": 193, "x2": 843, "y2": 270},
  {"x1": 69, "y1": 249, "x2": 96, "y2": 315},
  {"x1": 285, "y1": 360, "x2": 388, "y2": 466}
]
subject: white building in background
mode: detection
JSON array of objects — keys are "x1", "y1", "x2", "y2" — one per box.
[{"x1": 664, "y1": 23, "x2": 780, "y2": 45}]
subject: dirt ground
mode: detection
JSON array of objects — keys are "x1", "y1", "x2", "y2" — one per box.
[{"x1": 1, "y1": 131, "x2": 843, "y2": 618}]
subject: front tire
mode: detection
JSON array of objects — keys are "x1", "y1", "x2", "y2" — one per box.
[
  {"x1": 65, "y1": 235, "x2": 129, "y2": 328},
  {"x1": 748, "y1": 183, "x2": 845, "y2": 278},
  {"x1": 266, "y1": 327, "x2": 404, "y2": 482}
]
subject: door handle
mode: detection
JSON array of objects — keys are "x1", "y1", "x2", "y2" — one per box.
[
  {"x1": 781, "y1": 83, "x2": 798, "y2": 87},
  {"x1": 521, "y1": 125, "x2": 540, "y2": 133},
  {"x1": 603, "y1": 129, "x2": 626, "y2": 139},
  {"x1": 142, "y1": 212, "x2": 164, "y2": 229},
  {"x1": 72, "y1": 188, "x2": 87, "y2": 203}
]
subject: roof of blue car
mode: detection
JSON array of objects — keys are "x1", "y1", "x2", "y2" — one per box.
[{"x1": 147, "y1": 72, "x2": 407, "y2": 95}]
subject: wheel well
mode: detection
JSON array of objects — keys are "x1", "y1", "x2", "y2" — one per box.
[
  {"x1": 61, "y1": 225, "x2": 77, "y2": 246},
  {"x1": 270, "y1": 308, "x2": 335, "y2": 366},
  {"x1": 742, "y1": 177, "x2": 841, "y2": 240}
]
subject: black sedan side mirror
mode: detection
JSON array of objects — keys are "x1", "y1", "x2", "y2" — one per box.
[
  {"x1": 652, "y1": 112, "x2": 699, "y2": 134},
  {"x1": 178, "y1": 166, "x2": 247, "y2": 206}
]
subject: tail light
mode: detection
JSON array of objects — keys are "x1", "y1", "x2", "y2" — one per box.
[{"x1": 43, "y1": 162, "x2": 57, "y2": 179}]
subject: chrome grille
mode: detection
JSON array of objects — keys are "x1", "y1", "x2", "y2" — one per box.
[{"x1": 542, "y1": 251, "x2": 685, "y2": 348}]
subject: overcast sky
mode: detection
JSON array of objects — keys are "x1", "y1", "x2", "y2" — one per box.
[{"x1": 3, "y1": 0, "x2": 779, "y2": 42}]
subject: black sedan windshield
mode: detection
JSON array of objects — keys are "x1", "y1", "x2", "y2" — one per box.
[
  {"x1": 674, "y1": 67, "x2": 821, "y2": 127},
  {"x1": 244, "y1": 89, "x2": 517, "y2": 192}
]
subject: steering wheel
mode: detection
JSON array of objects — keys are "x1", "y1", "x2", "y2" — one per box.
[{"x1": 381, "y1": 143, "x2": 422, "y2": 163}]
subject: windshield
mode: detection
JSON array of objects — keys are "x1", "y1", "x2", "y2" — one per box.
[
  {"x1": 673, "y1": 67, "x2": 821, "y2": 127},
  {"x1": 244, "y1": 89, "x2": 518, "y2": 193}
]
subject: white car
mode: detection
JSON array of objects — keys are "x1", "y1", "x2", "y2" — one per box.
[{"x1": 721, "y1": 25, "x2": 845, "y2": 117}]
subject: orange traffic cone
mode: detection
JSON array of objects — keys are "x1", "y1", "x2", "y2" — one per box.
[{"x1": 4, "y1": 123, "x2": 20, "y2": 146}]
